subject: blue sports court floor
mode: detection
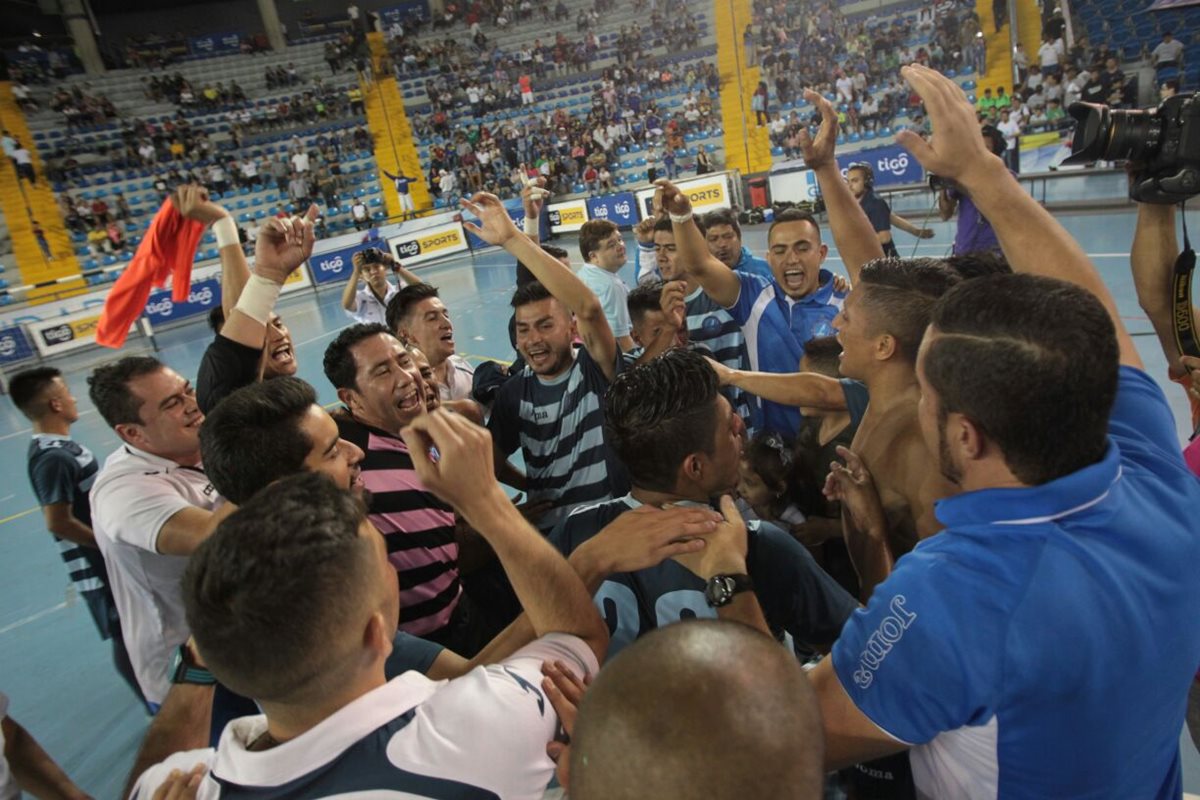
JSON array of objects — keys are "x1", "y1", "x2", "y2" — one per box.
[{"x1": 0, "y1": 208, "x2": 1197, "y2": 797}]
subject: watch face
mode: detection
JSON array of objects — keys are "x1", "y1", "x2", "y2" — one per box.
[{"x1": 705, "y1": 576, "x2": 734, "y2": 607}]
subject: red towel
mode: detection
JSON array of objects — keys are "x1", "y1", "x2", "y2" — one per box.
[{"x1": 96, "y1": 199, "x2": 205, "y2": 348}]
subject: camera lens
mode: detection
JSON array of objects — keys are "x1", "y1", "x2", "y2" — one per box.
[{"x1": 1104, "y1": 110, "x2": 1161, "y2": 162}]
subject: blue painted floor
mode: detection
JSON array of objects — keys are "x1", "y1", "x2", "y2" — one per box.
[{"x1": 0, "y1": 208, "x2": 1197, "y2": 797}]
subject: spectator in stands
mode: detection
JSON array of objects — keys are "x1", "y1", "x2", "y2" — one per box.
[
  {"x1": 12, "y1": 140, "x2": 34, "y2": 184},
  {"x1": 351, "y1": 199, "x2": 370, "y2": 231},
  {"x1": 1152, "y1": 31, "x2": 1184, "y2": 74}
]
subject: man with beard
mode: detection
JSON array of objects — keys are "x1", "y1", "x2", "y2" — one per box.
[{"x1": 460, "y1": 192, "x2": 630, "y2": 534}]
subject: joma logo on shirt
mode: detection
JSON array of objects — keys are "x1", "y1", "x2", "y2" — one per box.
[
  {"x1": 852, "y1": 595, "x2": 916, "y2": 689},
  {"x1": 533, "y1": 409, "x2": 551, "y2": 422}
]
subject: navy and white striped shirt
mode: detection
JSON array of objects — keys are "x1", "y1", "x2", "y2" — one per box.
[
  {"x1": 683, "y1": 286, "x2": 761, "y2": 431},
  {"x1": 26, "y1": 433, "x2": 115, "y2": 638},
  {"x1": 489, "y1": 346, "x2": 629, "y2": 533}
]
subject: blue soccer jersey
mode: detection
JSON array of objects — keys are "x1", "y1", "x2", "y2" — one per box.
[{"x1": 831, "y1": 367, "x2": 1200, "y2": 798}]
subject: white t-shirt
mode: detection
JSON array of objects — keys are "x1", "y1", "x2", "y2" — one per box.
[
  {"x1": 1038, "y1": 42, "x2": 1059, "y2": 68},
  {"x1": 131, "y1": 634, "x2": 598, "y2": 800},
  {"x1": 438, "y1": 354, "x2": 476, "y2": 402},
  {"x1": 91, "y1": 445, "x2": 223, "y2": 705},
  {"x1": 1152, "y1": 38, "x2": 1184, "y2": 64},
  {"x1": 291, "y1": 151, "x2": 310, "y2": 173},
  {"x1": 348, "y1": 281, "x2": 399, "y2": 325},
  {"x1": 0, "y1": 693, "x2": 17, "y2": 800}
]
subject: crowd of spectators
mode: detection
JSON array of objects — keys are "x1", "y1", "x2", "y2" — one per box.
[
  {"x1": 384, "y1": 0, "x2": 715, "y2": 203},
  {"x1": 744, "y1": 0, "x2": 986, "y2": 155}
]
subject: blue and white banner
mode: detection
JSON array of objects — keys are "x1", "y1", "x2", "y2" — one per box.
[
  {"x1": 0, "y1": 325, "x2": 36, "y2": 366},
  {"x1": 836, "y1": 145, "x2": 924, "y2": 188},
  {"x1": 381, "y1": 0, "x2": 430, "y2": 25},
  {"x1": 308, "y1": 239, "x2": 388, "y2": 285},
  {"x1": 143, "y1": 277, "x2": 221, "y2": 325},
  {"x1": 587, "y1": 192, "x2": 638, "y2": 227},
  {"x1": 188, "y1": 32, "x2": 242, "y2": 57}
]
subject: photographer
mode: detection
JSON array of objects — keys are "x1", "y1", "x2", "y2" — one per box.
[
  {"x1": 341, "y1": 247, "x2": 423, "y2": 325},
  {"x1": 935, "y1": 124, "x2": 1007, "y2": 255}
]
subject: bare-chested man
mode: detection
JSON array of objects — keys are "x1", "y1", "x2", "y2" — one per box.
[{"x1": 668, "y1": 91, "x2": 958, "y2": 599}]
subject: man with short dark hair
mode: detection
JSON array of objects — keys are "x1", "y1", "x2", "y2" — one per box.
[
  {"x1": 1151, "y1": 31, "x2": 1184, "y2": 72},
  {"x1": 130, "y1": 411, "x2": 609, "y2": 798},
  {"x1": 12, "y1": 367, "x2": 140, "y2": 702},
  {"x1": 568, "y1": 621, "x2": 825, "y2": 800},
  {"x1": 556, "y1": 348, "x2": 857, "y2": 656},
  {"x1": 464, "y1": 193, "x2": 631, "y2": 533},
  {"x1": 577, "y1": 219, "x2": 636, "y2": 352},
  {"x1": 322, "y1": 324, "x2": 478, "y2": 650},
  {"x1": 845, "y1": 163, "x2": 934, "y2": 258},
  {"x1": 341, "y1": 248, "x2": 422, "y2": 326},
  {"x1": 385, "y1": 283, "x2": 476, "y2": 408},
  {"x1": 661, "y1": 171, "x2": 848, "y2": 437},
  {"x1": 812, "y1": 64, "x2": 1200, "y2": 798},
  {"x1": 87, "y1": 356, "x2": 231, "y2": 708},
  {"x1": 694, "y1": 208, "x2": 772, "y2": 281}
]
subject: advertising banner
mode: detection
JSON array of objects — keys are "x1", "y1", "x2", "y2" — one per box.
[
  {"x1": 835, "y1": 145, "x2": 924, "y2": 188},
  {"x1": 0, "y1": 325, "x2": 36, "y2": 366},
  {"x1": 380, "y1": 1, "x2": 430, "y2": 26},
  {"x1": 143, "y1": 277, "x2": 221, "y2": 326},
  {"x1": 187, "y1": 32, "x2": 242, "y2": 57},
  {"x1": 28, "y1": 310, "x2": 142, "y2": 358},
  {"x1": 547, "y1": 200, "x2": 589, "y2": 233},
  {"x1": 308, "y1": 238, "x2": 388, "y2": 285},
  {"x1": 587, "y1": 192, "x2": 638, "y2": 227},
  {"x1": 387, "y1": 222, "x2": 469, "y2": 266},
  {"x1": 636, "y1": 174, "x2": 732, "y2": 218}
]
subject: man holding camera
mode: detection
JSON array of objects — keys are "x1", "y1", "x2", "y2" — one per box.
[
  {"x1": 341, "y1": 248, "x2": 423, "y2": 325},
  {"x1": 935, "y1": 125, "x2": 1007, "y2": 256}
]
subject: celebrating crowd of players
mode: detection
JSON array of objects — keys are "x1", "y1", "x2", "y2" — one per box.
[{"x1": 6, "y1": 65, "x2": 1200, "y2": 799}]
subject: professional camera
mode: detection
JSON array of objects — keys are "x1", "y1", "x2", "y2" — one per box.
[
  {"x1": 1063, "y1": 93, "x2": 1200, "y2": 203},
  {"x1": 928, "y1": 173, "x2": 951, "y2": 192},
  {"x1": 360, "y1": 247, "x2": 385, "y2": 264}
]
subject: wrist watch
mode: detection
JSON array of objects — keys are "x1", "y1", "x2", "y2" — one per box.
[
  {"x1": 704, "y1": 573, "x2": 754, "y2": 608},
  {"x1": 169, "y1": 643, "x2": 216, "y2": 686}
]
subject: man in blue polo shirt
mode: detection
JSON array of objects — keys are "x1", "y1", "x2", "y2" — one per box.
[
  {"x1": 660, "y1": 181, "x2": 848, "y2": 437},
  {"x1": 382, "y1": 168, "x2": 417, "y2": 219},
  {"x1": 812, "y1": 64, "x2": 1200, "y2": 798}
]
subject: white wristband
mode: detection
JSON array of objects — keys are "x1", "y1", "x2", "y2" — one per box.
[
  {"x1": 669, "y1": 210, "x2": 693, "y2": 225},
  {"x1": 235, "y1": 274, "x2": 282, "y2": 325},
  {"x1": 213, "y1": 216, "x2": 239, "y2": 249},
  {"x1": 523, "y1": 215, "x2": 539, "y2": 236}
]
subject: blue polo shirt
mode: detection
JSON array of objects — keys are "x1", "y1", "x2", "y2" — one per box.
[
  {"x1": 831, "y1": 366, "x2": 1200, "y2": 798},
  {"x1": 728, "y1": 269, "x2": 846, "y2": 436},
  {"x1": 732, "y1": 245, "x2": 773, "y2": 282}
]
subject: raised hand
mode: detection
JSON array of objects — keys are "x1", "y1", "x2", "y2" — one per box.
[
  {"x1": 254, "y1": 204, "x2": 318, "y2": 284},
  {"x1": 399, "y1": 409, "x2": 505, "y2": 518},
  {"x1": 895, "y1": 64, "x2": 1001, "y2": 186},
  {"x1": 703, "y1": 354, "x2": 736, "y2": 387},
  {"x1": 461, "y1": 192, "x2": 520, "y2": 247},
  {"x1": 653, "y1": 178, "x2": 692, "y2": 218},
  {"x1": 797, "y1": 89, "x2": 840, "y2": 170},
  {"x1": 521, "y1": 175, "x2": 550, "y2": 221},
  {"x1": 172, "y1": 184, "x2": 228, "y2": 226},
  {"x1": 577, "y1": 504, "x2": 719, "y2": 576},
  {"x1": 823, "y1": 445, "x2": 888, "y2": 539}
]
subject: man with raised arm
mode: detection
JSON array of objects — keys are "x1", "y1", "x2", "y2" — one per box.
[
  {"x1": 812, "y1": 64, "x2": 1200, "y2": 798},
  {"x1": 657, "y1": 172, "x2": 848, "y2": 437},
  {"x1": 705, "y1": 91, "x2": 959, "y2": 598},
  {"x1": 462, "y1": 192, "x2": 630, "y2": 533},
  {"x1": 191, "y1": 186, "x2": 318, "y2": 413}
]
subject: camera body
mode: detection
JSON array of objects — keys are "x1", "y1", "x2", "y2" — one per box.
[
  {"x1": 928, "y1": 173, "x2": 951, "y2": 192},
  {"x1": 1064, "y1": 93, "x2": 1200, "y2": 203}
]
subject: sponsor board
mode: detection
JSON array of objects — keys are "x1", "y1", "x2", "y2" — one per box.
[
  {"x1": 28, "y1": 310, "x2": 143, "y2": 358},
  {"x1": 387, "y1": 222, "x2": 469, "y2": 266},
  {"x1": 380, "y1": 0, "x2": 430, "y2": 25},
  {"x1": 188, "y1": 32, "x2": 241, "y2": 57},
  {"x1": 280, "y1": 260, "x2": 314, "y2": 295},
  {"x1": 636, "y1": 175, "x2": 732, "y2": 218},
  {"x1": 144, "y1": 278, "x2": 221, "y2": 325},
  {"x1": 587, "y1": 192, "x2": 638, "y2": 227},
  {"x1": 768, "y1": 169, "x2": 820, "y2": 203},
  {"x1": 835, "y1": 145, "x2": 924, "y2": 188},
  {"x1": 308, "y1": 239, "x2": 389, "y2": 285},
  {"x1": 0, "y1": 326, "x2": 36, "y2": 366},
  {"x1": 547, "y1": 200, "x2": 589, "y2": 233}
]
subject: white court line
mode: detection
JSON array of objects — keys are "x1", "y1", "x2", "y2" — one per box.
[{"x1": 0, "y1": 601, "x2": 68, "y2": 636}]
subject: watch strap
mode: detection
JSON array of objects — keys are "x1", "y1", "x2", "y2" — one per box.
[{"x1": 170, "y1": 643, "x2": 216, "y2": 686}]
